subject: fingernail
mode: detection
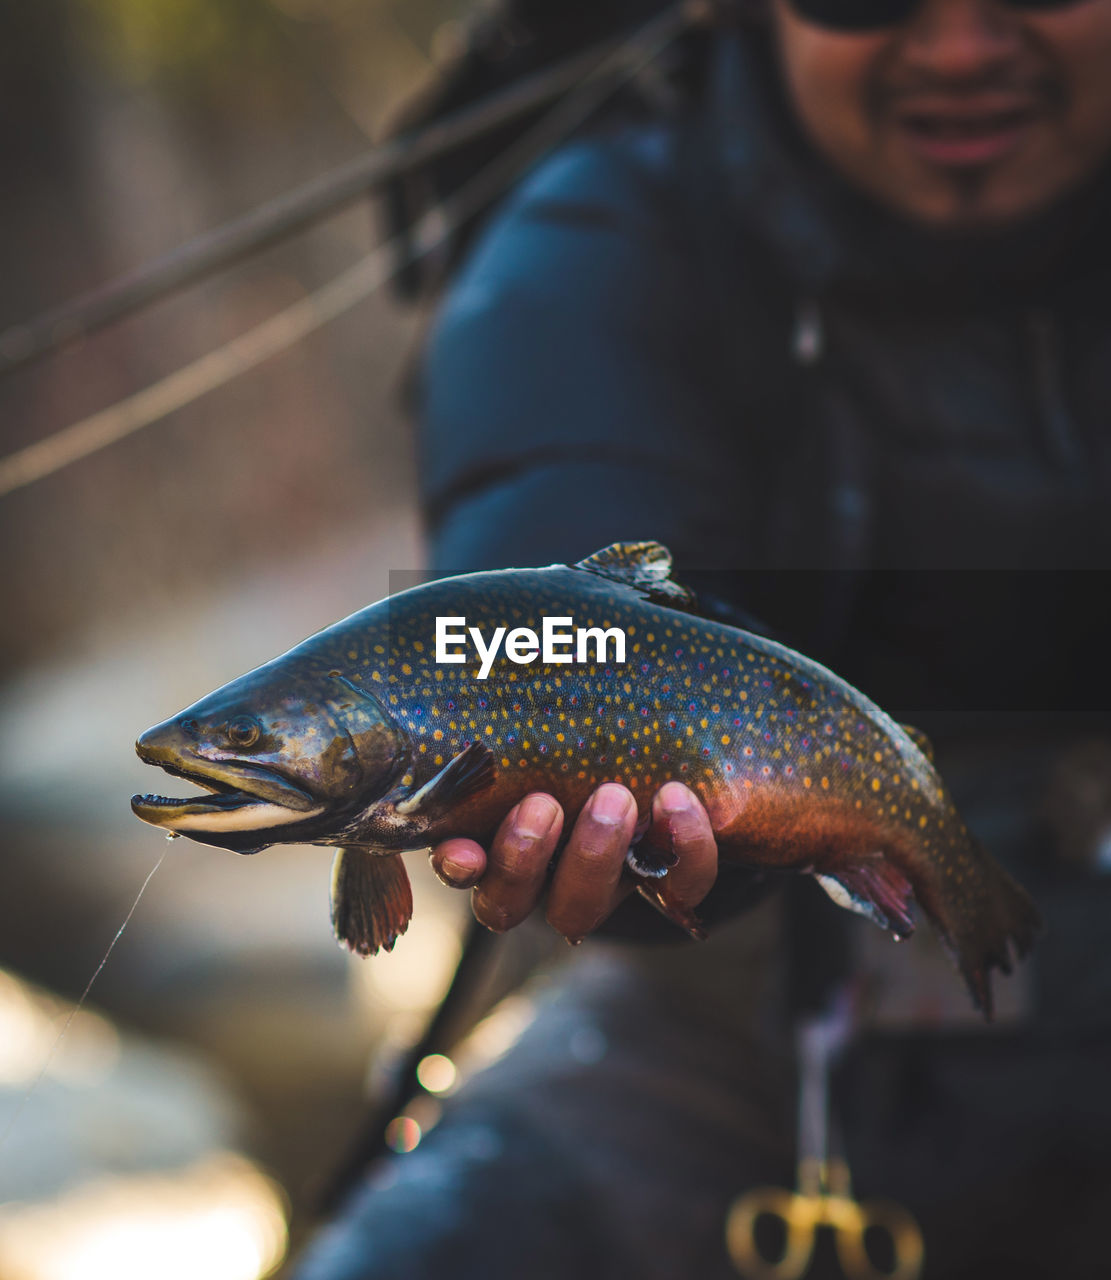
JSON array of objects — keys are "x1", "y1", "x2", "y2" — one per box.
[
  {"x1": 474, "y1": 896, "x2": 509, "y2": 932},
  {"x1": 439, "y1": 862, "x2": 476, "y2": 886},
  {"x1": 517, "y1": 794, "x2": 559, "y2": 839},
  {"x1": 590, "y1": 784, "x2": 633, "y2": 825},
  {"x1": 565, "y1": 936, "x2": 584, "y2": 947},
  {"x1": 658, "y1": 782, "x2": 692, "y2": 815}
]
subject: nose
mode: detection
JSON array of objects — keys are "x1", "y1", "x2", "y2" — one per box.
[
  {"x1": 899, "y1": 0, "x2": 1024, "y2": 80},
  {"x1": 135, "y1": 718, "x2": 187, "y2": 762},
  {"x1": 136, "y1": 723, "x2": 165, "y2": 761}
]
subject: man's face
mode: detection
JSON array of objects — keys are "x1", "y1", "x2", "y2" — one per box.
[{"x1": 771, "y1": 0, "x2": 1111, "y2": 229}]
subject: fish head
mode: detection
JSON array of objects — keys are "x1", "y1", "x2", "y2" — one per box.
[{"x1": 131, "y1": 662, "x2": 407, "y2": 853}]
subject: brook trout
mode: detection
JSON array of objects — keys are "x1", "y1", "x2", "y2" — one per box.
[{"x1": 132, "y1": 542, "x2": 1039, "y2": 1015}]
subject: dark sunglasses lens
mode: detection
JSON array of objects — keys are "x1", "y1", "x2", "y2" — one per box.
[
  {"x1": 1004, "y1": 0, "x2": 1090, "y2": 9},
  {"x1": 786, "y1": 0, "x2": 917, "y2": 30},
  {"x1": 789, "y1": 0, "x2": 1088, "y2": 30}
]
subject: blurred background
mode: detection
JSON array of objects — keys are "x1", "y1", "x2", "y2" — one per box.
[{"x1": 0, "y1": 1, "x2": 554, "y2": 1274}]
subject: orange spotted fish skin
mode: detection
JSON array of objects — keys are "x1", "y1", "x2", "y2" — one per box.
[
  {"x1": 132, "y1": 543, "x2": 1039, "y2": 1011},
  {"x1": 344, "y1": 562, "x2": 1037, "y2": 1008}
]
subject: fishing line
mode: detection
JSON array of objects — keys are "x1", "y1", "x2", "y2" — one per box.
[
  {"x1": 0, "y1": 849, "x2": 167, "y2": 1158},
  {"x1": 0, "y1": 0, "x2": 689, "y2": 1178}
]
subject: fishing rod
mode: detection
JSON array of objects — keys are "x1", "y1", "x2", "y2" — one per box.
[
  {"x1": 0, "y1": 0, "x2": 720, "y2": 379},
  {"x1": 317, "y1": 916, "x2": 499, "y2": 1215},
  {"x1": 0, "y1": 1, "x2": 700, "y2": 497}
]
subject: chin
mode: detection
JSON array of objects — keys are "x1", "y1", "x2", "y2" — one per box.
[{"x1": 882, "y1": 161, "x2": 1088, "y2": 236}]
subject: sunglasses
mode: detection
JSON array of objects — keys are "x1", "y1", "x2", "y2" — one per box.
[{"x1": 787, "y1": 0, "x2": 1088, "y2": 33}]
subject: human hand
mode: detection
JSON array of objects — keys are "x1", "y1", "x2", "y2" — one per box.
[{"x1": 428, "y1": 782, "x2": 718, "y2": 942}]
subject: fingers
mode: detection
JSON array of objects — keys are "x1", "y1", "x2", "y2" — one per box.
[
  {"x1": 428, "y1": 838, "x2": 487, "y2": 889},
  {"x1": 645, "y1": 781, "x2": 718, "y2": 914},
  {"x1": 546, "y1": 783, "x2": 638, "y2": 942},
  {"x1": 429, "y1": 782, "x2": 717, "y2": 944},
  {"x1": 470, "y1": 793, "x2": 564, "y2": 933}
]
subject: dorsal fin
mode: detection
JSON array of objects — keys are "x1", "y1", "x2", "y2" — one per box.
[{"x1": 574, "y1": 541, "x2": 695, "y2": 609}]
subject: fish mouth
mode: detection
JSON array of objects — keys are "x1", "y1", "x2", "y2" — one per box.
[{"x1": 131, "y1": 754, "x2": 324, "y2": 836}]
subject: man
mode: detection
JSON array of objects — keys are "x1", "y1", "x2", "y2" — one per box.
[{"x1": 297, "y1": 0, "x2": 1111, "y2": 1275}]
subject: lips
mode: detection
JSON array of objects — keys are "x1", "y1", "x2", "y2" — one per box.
[
  {"x1": 131, "y1": 767, "x2": 262, "y2": 821},
  {"x1": 130, "y1": 759, "x2": 326, "y2": 840},
  {"x1": 893, "y1": 94, "x2": 1044, "y2": 167},
  {"x1": 134, "y1": 731, "x2": 320, "y2": 808}
]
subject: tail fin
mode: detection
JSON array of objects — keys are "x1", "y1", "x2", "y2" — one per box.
[
  {"x1": 817, "y1": 842, "x2": 1041, "y2": 1021},
  {"x1": 949, "y1": 846, "x2": 1041, "y2": 1020}
]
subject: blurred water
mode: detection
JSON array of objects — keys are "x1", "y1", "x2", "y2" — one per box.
[{"x1": 0, "y1": 0, "x2": 469, "y2": 1257}]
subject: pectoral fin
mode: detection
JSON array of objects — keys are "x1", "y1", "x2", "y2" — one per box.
[
  {"x1": 330, "y1": 847, "x2": 413, "y2": 955},
  {"x1": 396, "y1": 741, "x2": 496, "y2": 818}
]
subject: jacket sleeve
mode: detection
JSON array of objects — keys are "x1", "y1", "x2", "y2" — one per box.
[
  {"x1": 419, "y1": 128, "x2": 748, "y2": 575},
  {"x1": 417, "y1": 128, "x2": 769, "y2": 938}
]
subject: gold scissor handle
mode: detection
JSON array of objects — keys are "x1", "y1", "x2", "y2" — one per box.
[
  {"x1": 831, "y1": 1196, "x2": 925, "y2": 1280},
  {"x1": 726, "y1": 1187, "x2": 925, "y2": 1280},
  {"x1": 726, "y1": 1187, "x2": 823, "y2": 1280}
]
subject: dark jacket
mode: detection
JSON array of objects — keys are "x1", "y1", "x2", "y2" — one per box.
[
  {"x1": 297, "y1": 28, "x2": 1111, "y2": 1280},
  {"x1": 420, "y1": 24, "x2": 1111, "y2": 1000}
]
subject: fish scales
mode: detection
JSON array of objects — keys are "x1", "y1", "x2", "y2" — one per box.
[{"x1": 132, "y1": 542, "x2": 1040, "y2": 1016}]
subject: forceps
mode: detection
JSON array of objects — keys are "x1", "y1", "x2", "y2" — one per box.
[{"x1": 726, "y1": 1001, "x2": 925, "y2": 1280}]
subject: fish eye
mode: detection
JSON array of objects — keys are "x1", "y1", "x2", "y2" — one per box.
[{"x1": 226, "y1": 715, "x2": 261, "y2": 748}]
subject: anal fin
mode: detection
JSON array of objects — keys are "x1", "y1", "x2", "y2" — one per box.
[
  {"x1": 816, "y1": 857, "x2": 916, "y2": 940},
  {"x1": 331, "y1": 847, "x2": 413, "y2": 956}
]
